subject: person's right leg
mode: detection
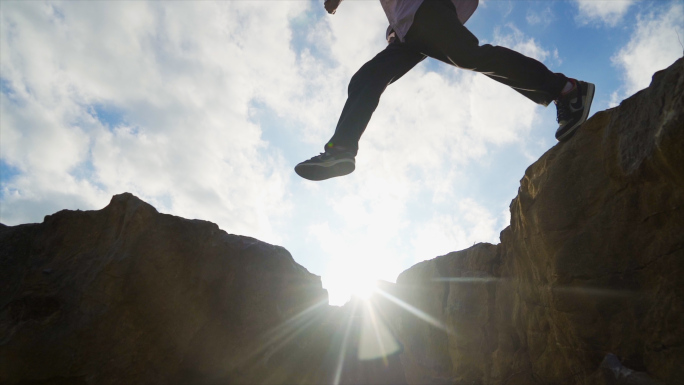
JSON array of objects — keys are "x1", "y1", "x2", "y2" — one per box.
[
  {"x1": 407, "y1": 0, "x2": 567, "y2": 106},
  {"x1": 295, "y1": 41, "x2": 425, "y2": 181},
  {"x1": 407, "y1": 0, "x2": 594, "y2": 141}
]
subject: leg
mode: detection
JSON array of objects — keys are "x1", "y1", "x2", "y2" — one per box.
[
  {"x1": 327, "y1": 42, "x2": 426, "y2": 154},
  {"x1": 407, "y1": 0, "x2": 567, "y2": 106},
  {"x1": 294, "y1": 43, "x2": 424, "y2": 180}
]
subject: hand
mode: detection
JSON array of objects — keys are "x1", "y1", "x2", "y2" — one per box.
[{"x1": 324, "y1": 0, "x2": 341, "y2": 14}]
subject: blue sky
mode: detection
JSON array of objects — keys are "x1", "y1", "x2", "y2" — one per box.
[{"x1": 1, "y1": 0, "x2": 682, "y2": 305}]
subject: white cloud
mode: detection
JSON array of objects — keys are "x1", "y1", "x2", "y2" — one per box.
[
  {"x1": 493, "y1": 24, "x2": 560, "y2": 67},
  {"x1": 0, "y1": 1, "x2": 308, "y2": 242},
  {"x1": 610, "y1": 2, "x2": 684, "y2": 105},
  {"x1": 410, "y1": 199, "x2": 501, "y2": 262},
  {"x1": 574, "y1": 0, "x2": 637, "y2": 27},
  {"x1": 526, "y1": 6, "x2": 554, "y2": 28}
]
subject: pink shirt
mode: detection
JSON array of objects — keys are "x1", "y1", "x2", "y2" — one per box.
[{"x1": 379, "y1": 0, "x2": 479, "y2": 42}]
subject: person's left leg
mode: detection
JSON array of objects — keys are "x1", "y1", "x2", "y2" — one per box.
[
  {"x1": 327, "y1": 42, "x2": 426, "y2": 154},
  {"x1": 295, "y1": 40, "x2": 425, "y2": 181}
]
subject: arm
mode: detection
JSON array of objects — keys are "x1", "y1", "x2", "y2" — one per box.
[{"x1": 324, "y1": 0, "x2": 342, "y2": 14}]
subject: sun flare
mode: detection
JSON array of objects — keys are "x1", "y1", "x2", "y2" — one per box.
[
  {"x1": 321, "y1": 244, "x2": 404, "y2": 306},
  {"x1": 325, "y1": 273, "x2": 381, "y2": 305},
  {"x1": 349, "y1": 278, "x2": 377, "y2": 300}
]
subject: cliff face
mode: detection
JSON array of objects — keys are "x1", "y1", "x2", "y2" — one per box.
[
  {"x1": 390, "y1": 58, "x2": 684, "y2": 384},
  {"x1": 0, "y1": 193, "x2": 407, "y2": 385},
  {"x1": 0, "y1": 194, "x2": 338, "y2": 384},
  {"x1": 1, "y1": 59, "x2": 682, "y2": 385}
]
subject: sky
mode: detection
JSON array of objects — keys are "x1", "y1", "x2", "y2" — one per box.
[{"x1": 1, "y1": 0, "x2": 682, "y2": 305}]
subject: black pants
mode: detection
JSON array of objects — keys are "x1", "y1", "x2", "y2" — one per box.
[{"x1": 327, "y1": 0, "x2": 568, "y2": 154}]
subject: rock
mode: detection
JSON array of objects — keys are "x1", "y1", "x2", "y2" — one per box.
[
  {"x1": 598, "y1": 353, "x2": 664, "y2": 385},
  {"x1": 0, "y1": 193, "x2": 410, "y2": 385},
  {"x1": 388, "y1": 58, "x2": 684, "y2": 384},
  {"x1": 0, "y1": 193, "x2": 335, "y2": 384}
]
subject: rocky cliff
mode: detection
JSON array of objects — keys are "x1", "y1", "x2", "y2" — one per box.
[
  {"x1": 1, "y1": 58, "x2": 682, "y2": 385},
  {"x1": 388, "y1": 58, "x2": 683, "y2": 384},
  {"x1": 0, "y1": 192, "x2": 406, "y2": 385},
  {"x1": 0, "y1": 194, "x2": 335, "y2": 384}
]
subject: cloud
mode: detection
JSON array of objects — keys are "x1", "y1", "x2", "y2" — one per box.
[
  {"x1": 0, "y1": 1, "x2": 309, "y2": 242},
  {"x1": 610, "y1": 2, "x2": 684, "y2": 105},
  {"x1": 493, "y1": 24, "x2": 560, "y2": 67},
  {"x1": 574, "y1": 0, "x2": 637, "y2": 27},
  {"x1": 410, "y1": 199, "x2": 501, "y2": 262},
  {"x1": 526, "y1": 6, "x2": 554, "y2": 28}
]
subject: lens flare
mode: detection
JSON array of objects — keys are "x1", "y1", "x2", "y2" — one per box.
[{"x1": 351, "y1": 278, "x2": 377, "y2": 300}]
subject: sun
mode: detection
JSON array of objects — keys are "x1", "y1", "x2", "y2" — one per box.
[
  {"x1": 322, "y1": 248, "x2": 402, "y2": 305},
  {"x1": 325, "y1": 273, "x2": 380, "y2": 305},
  {"x1": 349, "y1": 278, "x2": 377, "y2": 300}
]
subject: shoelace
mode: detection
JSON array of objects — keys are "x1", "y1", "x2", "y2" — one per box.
[
  {"x1": 555, "y1": 99, "x2": 572, "y2": 123},
  {"x1": 555, "y1": 80, "x2": 579, "y2": 123}
]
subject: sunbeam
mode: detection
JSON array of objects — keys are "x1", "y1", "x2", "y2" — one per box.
[
  {"x1": 364, "y1": 301, "x2": 389, "y2": 364},
  {"x1": 375, "y1": 288, "x2": 449, "y2": 333},
  {"x1": 237, "y1": 299, "x2": 330, "y2": 369},
  {"x1": 432, "y1": 277, "x2": 499, "y2": 283},
  {"x1": 333, "y1": 300, "x2": 358, "y2": 385},
  {"x1": 552, "y1": 285, "x2": 636, "y2": 298},
  {"x1": 355, "y1": 300, "x2": 402, "y2": 362}
]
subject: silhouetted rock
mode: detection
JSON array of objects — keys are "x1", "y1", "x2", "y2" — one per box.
[
  {"x1": 0, "y1": 193, "x2": 338, "y2": 384},
  {"x1": 387, "y1": 58, "x2": 684, "y2": 384},
  {"x1": 0, "y1": 193, "x2": 411, "y2": 384}
]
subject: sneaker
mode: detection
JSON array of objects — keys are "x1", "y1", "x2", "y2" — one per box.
[
  {"x1": 295, "y1": 146, "x2": 356, "y2": 181},
  {"x1": 554, "y1": 79, "x2": 595, "y2": 141}
]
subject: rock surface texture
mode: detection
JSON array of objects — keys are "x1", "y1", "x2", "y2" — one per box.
[
  {"x1": 389, "y1": 58, "x2": 684, "y2": 384},
  {"x1": 1, "y1": 59, "x2": 682, "y2": 385}
]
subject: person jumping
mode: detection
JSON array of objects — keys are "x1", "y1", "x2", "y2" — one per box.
[{"x1": 295, "y1": 0, "x2": 595, "y2": 181}]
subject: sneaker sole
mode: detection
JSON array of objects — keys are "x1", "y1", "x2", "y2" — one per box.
[
  {"x1": 295, "y1": 160, "x2": 355, "y2": 181},
  {"x1": 556, "y1": 82, "x2": 595, "y2": 142}
]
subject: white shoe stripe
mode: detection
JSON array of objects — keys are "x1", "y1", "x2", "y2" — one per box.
[{"x1": 298, "y1": 158, "x2": 355, "y2": 168}]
